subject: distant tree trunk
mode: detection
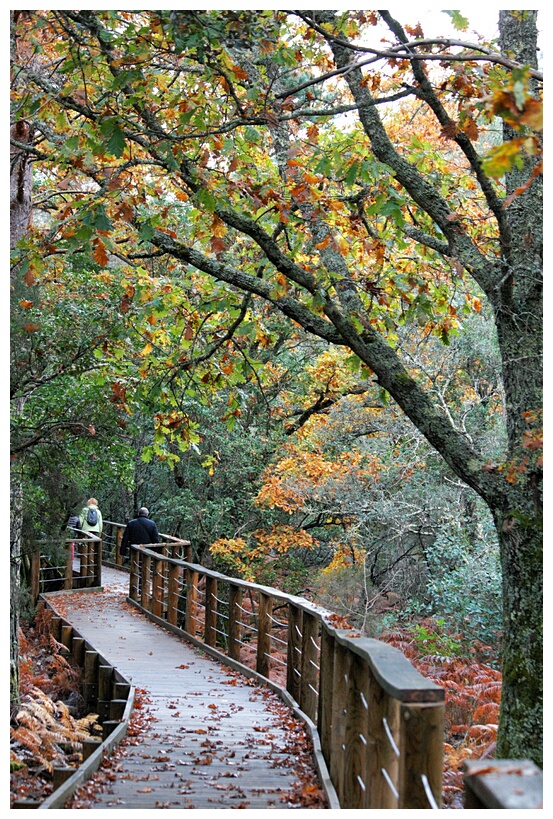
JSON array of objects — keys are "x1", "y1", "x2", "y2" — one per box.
[
  {"x1": 10, "y1": 121, "x2": 32, "y2": 249},
  {"x1": 10, "y1": 456, "x2": 24, "y2": 715},
  {"x1": 10, "y1": 9, "x2": 33, "y2": 713}
]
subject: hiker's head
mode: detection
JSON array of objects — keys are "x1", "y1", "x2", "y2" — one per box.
[
  {"x1": 87, "y1": 498, "x2": 98, "y2": 506},
  {"x1": 138, "y1": 507, "x2": 149, "y2": 517}
]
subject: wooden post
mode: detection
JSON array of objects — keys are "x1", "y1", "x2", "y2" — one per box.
[
  {"x1": 257, "y1": 592, "x2": 272, "y2": 678},
  {"x1": 83, "y1": 650, "x2": 99, "y2": 707},
  {"x1": 329, "y1": 639, "x2": 350, "y2": 805},
  {"x1": 318, "y1": 626, "x2": 335, "y2": 773},
  {"x1": 228, "y1": 584, "x2": 243, "y2": 661},
  {"x1": 286, "y1": 603, "x2": 302, "y2": 703},
  {"x1": 185, "y1": 568, "x2": 199, "y2": 635},
  {"x1": 299, "y1": 611, "x2": 319, "y2": 723},
  {"x1": 114, "y1": 681, "x2": 131, "y2": 700},
  {"x1": 50, "y1": 616, "x2": 62, "y2": 641},
  {"x1": 61, "y1": 624, "x2": 73, "y2": 652},
  {"x1": 398, "y1": 702, "x2": 444, "y2": 808},
  {"x1": 52, "y1": 767, "x2": 76, "y2": 789},
  {"x1": 109, "y1": 699, "x2": 127, "y2": 720},
  {"x1": 82, "y1": 739, "x2": 102, "y2": 761},
  {"x1": 141, "y1": 552, "x2": 151, "y2": 609},
  {"x1": 167, "y1": 563, "x2": 180, "y2": 626},
  {"x1": 115, "y1": 526, "x2": 123, "y2": 566},
  {"x1": 31, "y1": 549, "x2": 41, "y2": 602},
  {"x1": 81, "y1": 539, "x2": 89, "y2": 588},
  {"x1": 98, "y1": 665, "x2": 114, "y2": 702},
  {"x1": 343, "y1": 652, "x2": 370, "y2": 808},
  {"x1": 129, "y1": 548, "x2": 139, "y2": 600},
  {"x1": 366, "y1": 677, "x2": 399, "y2": 809},
  {"x1": 102, "y1": 721, "x2": 120, "y2": 740},
  {"x1": 93, "y1": 535, "x2": 102, "y2": 586},
  {"x1": 205, "y1": 575, "x2": 218, "y2": 647},
  {"x1": 64, "y1": 540, "x2": 73, "y2": 591},
  {"x1": 72, "y1": 636, "x2": 85, "y2": 666},
  {"x1": 152, "y1": 557, "x2": 163, "y2": 618}
]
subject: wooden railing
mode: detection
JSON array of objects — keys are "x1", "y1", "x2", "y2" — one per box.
[
  {"x1": 463, "y1": 759, "x2": 543, "y2": 809},
  {"x1": 101, "y1": 520, "x2": 191, "y2": 568},
  {"x1": 30, "y1": 531, "x2": 102, "y2": 601},
  {"x1": 126, "y1": 544, "x2": 445, "y2": 809}
]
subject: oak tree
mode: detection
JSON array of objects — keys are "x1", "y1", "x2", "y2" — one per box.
[{"x1": 11, "y1": 10, "x2": 542, "y2": 763}]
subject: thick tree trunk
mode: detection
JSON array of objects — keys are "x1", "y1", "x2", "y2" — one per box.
[
  {"x1": 492, "y1": 10, "x2": 543, "y2": 766},
  {"x1": 494, "y1": 494, "x2": 542, "y2": 765}
]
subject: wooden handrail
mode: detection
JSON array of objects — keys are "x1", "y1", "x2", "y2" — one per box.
[
  {"x1": 126, "y1": 547, "x2": 445, "y2": 809},
  {"x1": 462, "y1": 760, "x2": 543, "y2": 809}
]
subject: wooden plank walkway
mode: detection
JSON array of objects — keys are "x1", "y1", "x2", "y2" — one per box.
[{"x1": 49, "y1": 568, "x2": 328, "y2": 809}]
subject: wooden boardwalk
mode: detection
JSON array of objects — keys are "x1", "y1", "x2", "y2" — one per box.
[{"x1": 50, "y1": 568, "x2": 327, "y2": 809}]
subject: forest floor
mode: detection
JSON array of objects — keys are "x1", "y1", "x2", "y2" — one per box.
[{"x1": 10, "y1": 610, "x2": 500, "y2": 809}]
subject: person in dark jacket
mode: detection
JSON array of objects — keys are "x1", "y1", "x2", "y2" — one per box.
[{"x1": 121, "y1": 507, "x2": 160, "y2": 556}]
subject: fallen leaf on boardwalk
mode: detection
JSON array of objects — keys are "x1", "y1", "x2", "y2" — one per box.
[
  {"x1": 175, "y1": 664, "x2": 189, "y2": 669},
  {"x1": 137, "y1": 787, "x2": 153, "y2": 793}
]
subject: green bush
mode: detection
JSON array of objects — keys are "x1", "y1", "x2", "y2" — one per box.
[{"x1": 416, "y1": 527, "x2": 503, "y2": 647}]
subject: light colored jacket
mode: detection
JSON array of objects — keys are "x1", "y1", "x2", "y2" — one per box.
[{"x1": 78, "y1": 503, "x2": 103, "y2": 535}]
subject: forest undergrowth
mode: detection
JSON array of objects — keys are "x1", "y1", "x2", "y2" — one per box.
[
  {"x1": 10, "y1": 611, "x2": 104, "y2": 806},
  {"x1": 380, "y1": 617, "x2": 501, "y2": 809},
  {"x1": 10, "y1": 611, "x2": 500, "y2": 809}
]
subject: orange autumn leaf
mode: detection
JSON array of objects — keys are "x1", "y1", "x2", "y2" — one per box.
[
  {"x1": 315, "y1": 236, "x2": 331, "y2": 250},
  {"x1": 93, "y1": 238, "x2": 109, "y2": 267}
]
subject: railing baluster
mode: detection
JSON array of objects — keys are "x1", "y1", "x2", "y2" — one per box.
[
  {"x1": 228, "y1": 584, "x2": 243, "y2": 661},
  {"x1": 300, "y1": 610, "x2": 318, "y2": 723},
  {"x1": 398, "y1": 703, "x2": 444, "y2": 809},
  {"x1": 367, "y1": 681, "x2": 399, "y2": 808},
  {"x1": 343, "y1": 652, "x2": 370, "y2": 808},
  {"x1": 152, "y1": 557, "x2": 163, "y2": 618},
  {"x1": 318, "y1": 625, "x2": 335, "y2": 771},
  {"x1": 129, "y1": 549, "x2": 139, "y2": 600},
  {"x1": 140, "y1": 552, "x2": 151, "y2": 610},
  {"x1": 204, "y1": 575, "x2": 217, "y2": 647},
  {"x1": 64, "y1": 541, "x2": 73, "y2": 591},
  {"x1": 167, "y1": 562, "x2": 180, "y2": 626},
  {"x1": 185, "y1": 568, "x2": 199, "y2": 636},
  {"x1": 115, "y1": 525, "x2": 124, "y2": 566},
  {"x1": 257, "y1": 592, "x2": 272, "y2": 678},
  {"x1": 286, "y1": 603, "x2": 302, "y2": 702},
  {"x1": 329, "y1": 637, "x2": 350, "y2": 804}
]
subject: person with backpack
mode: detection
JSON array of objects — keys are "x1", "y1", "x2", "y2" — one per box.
[
  {"x1": 78, "y1": 498, "x2": 103, "y2": 536},
  {"x1": 120, "y1": 507, "x2": 160, "y2": 557}
]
